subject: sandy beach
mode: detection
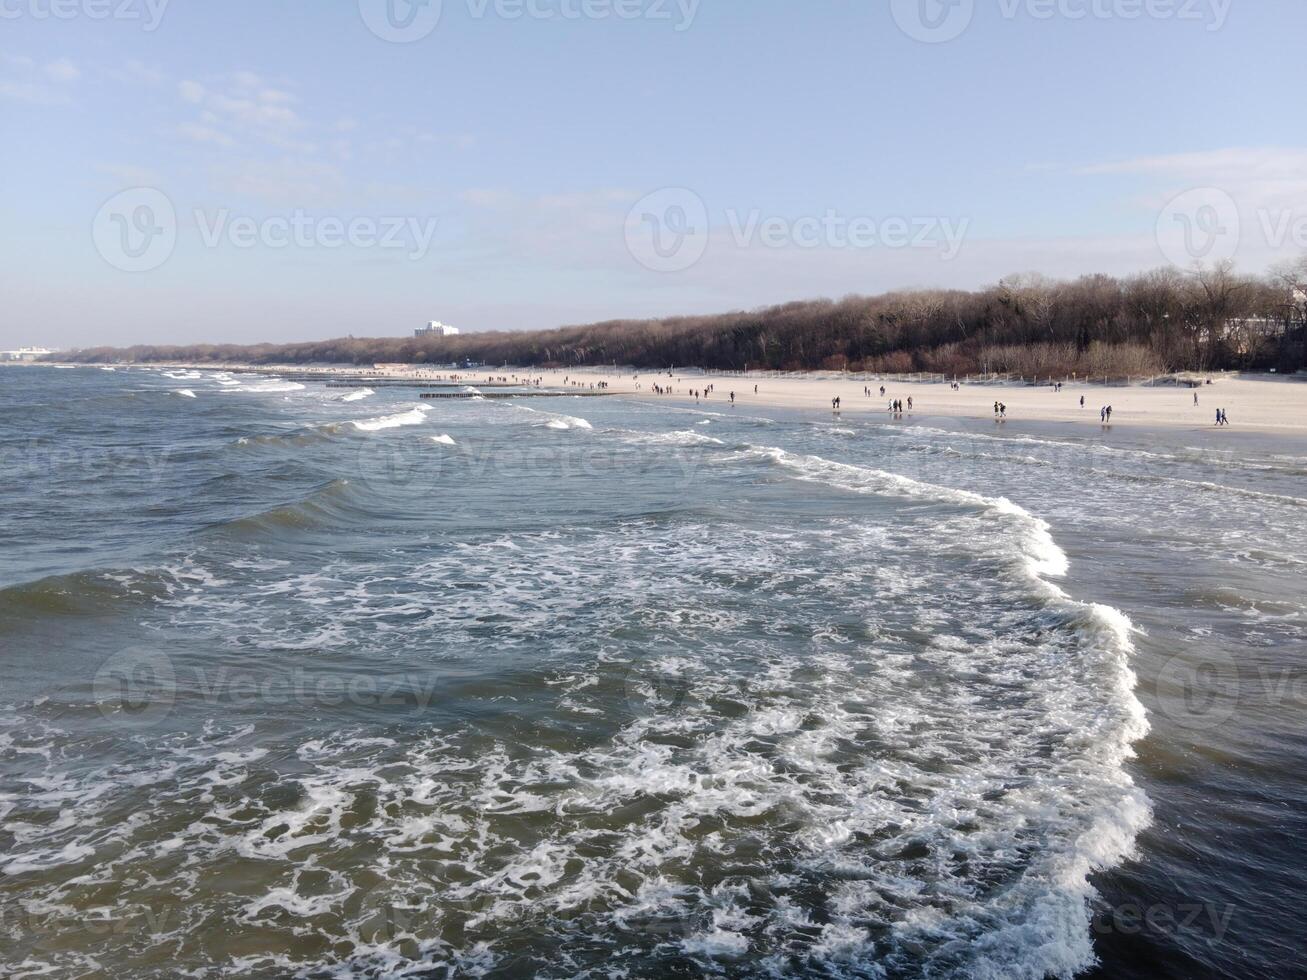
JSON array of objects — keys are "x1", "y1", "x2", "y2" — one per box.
[
  {"x1": 42, "y1": 361, "x2": 1300, "y2": 437},
  {"x1": 532, "y1": 369, "x2": 1307, "y2": 435}
]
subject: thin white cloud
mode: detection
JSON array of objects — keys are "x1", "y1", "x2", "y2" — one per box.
[
  {"x1": 462, "y1": 188, "x2": 518, "y2": 208},
  {"x1": 110, "y1": 59, "x2": 166, "y2": 85},
  {"x1": 45, "y1": 59, "x2": 80, "y2": 83},
  {"x1": 178, "y1": 123, "x2": 236, "y2": 148},
  {"x1": 208, "y1": 158, "x2": 347, "y2": 205},
  {"x1": 96, "y1": 163, "x2": 165, "y2": 186},
  {"x1": 1081, "y1": 146, "x2": 1307, "y2": 223},
  {"x1": 208, "y1": 93, "x2": 299, "y2": 127},
  {"x1": 1080, "y1": 147, "x2": 1307, "y2": 178},
  {"x1": 0, "y1": 53, "x2": 75, "y2": 104},
  {"x1": 0, "y1": 81, "x2": 72, "y2": 106}
]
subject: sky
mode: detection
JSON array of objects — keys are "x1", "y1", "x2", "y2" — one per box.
[{"x1": 2, "y1": 0, "x2": 1304, "y2": 349}]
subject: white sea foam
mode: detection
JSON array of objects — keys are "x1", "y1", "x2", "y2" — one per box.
[
  {"x1": 622, "y1": 429, "x2": 725, "y2": 447},
  {"x1": 431, "y1": 434, "x2": 457, "y2": 446},
  {"x1": 340, "y1": 387, "x2": 374, "y2": 402},
  {"x1": 514, "y1": 405, "x2": 593, "y2": 430},
  {"x1": 716, "y1": 442, "x2": 1151, "y2": 977},
  {"x1": 230, "y1": 381, "x2": 306, "y2": 394},
  {"x1": 349, "y1": 405, "x2": 431, "y2": 432},
  {"x1": 175, "y1": 389, "x2": 196, "y2": 398}
]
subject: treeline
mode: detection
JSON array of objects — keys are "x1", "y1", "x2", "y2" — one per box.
[{"x1": 56, "y1": 261, "x2": 1307, "y2": 376}]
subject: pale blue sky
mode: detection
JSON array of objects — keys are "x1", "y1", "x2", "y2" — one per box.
[{"x1": 2, "y1": 0, "x2": 1303, "y2": 348}]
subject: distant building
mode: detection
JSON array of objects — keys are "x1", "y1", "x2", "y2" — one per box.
[
  {"x1": 416, "y1": 321, "x2": 460, "y2": 338},
  {"x1": 0, "y1": 347, "x2": 57, "y2": 362}
]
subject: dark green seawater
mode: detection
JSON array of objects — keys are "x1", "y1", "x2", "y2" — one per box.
[{"x1": 1, "y1": 365, "x2": 1304, "y2": 978}]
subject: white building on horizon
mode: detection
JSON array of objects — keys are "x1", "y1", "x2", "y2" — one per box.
[
  {"x1": 416, "y1": 321, "x2": 460, "y2": 338},
  {"x1": 0, "y1": 347, "x2": 57, "y2": 362}
]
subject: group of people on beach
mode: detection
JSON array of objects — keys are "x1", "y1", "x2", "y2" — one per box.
[{"x1": 584, "y1": 373, "x2": 1243, "y2": 432}]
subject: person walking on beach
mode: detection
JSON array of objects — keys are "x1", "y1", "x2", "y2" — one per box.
[
  {"x1": 1080, "y1": 395, "x2": 1085, "y2": 408},
  {"x1": 730, "y1": 391, "x2": 736, "y2": 405},
  {"x1": 907, "y1": 396, "x2": 913, "y2": 411},
  {"x1": 1106, "y1": 405, "x2": 1113, "y2": 423},
  {"x1": 1194, "y1": 391, "x2": 1200, "y2": 406}
]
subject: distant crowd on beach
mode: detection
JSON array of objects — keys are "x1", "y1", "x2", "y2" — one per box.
[{"x1": 545, "y1": 370, "x2": 1242, "y2": 430}]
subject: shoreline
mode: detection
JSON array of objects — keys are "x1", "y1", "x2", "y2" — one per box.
[{"x1": 20, "y1": 360, "x2": 1307, "y2": 438}]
